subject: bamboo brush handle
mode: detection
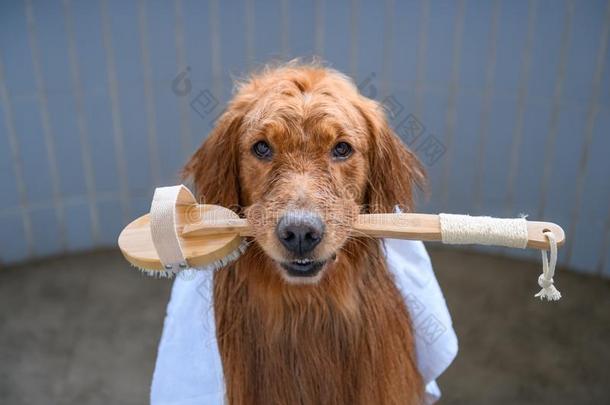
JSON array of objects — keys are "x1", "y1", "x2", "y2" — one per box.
[{"x1": 180, "y1": 213, "x2": 565, "y2": 250}]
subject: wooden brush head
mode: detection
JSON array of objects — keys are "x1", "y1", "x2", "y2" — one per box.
[{"x1": 118, "y1": 203, "x2": 244, "y2": 272}]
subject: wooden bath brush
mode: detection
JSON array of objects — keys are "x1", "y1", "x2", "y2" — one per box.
[{"x1": 118, "y1": 185, "x2": 566, "y2": 301}]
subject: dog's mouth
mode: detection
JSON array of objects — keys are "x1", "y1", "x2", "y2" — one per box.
[{"x1": 280, "y1": 259, "x2": 326, "y2": 278}]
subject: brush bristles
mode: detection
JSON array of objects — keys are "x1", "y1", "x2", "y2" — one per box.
[
  {"x1": 129, "y1": 262, "x2": 176, "y2": 278},
  {"x1": 131, "y1": 239, "x2": 250, "y2": 278},
  {"x1": 199, "y1": 239, "x2": 250, "y2": 271}
]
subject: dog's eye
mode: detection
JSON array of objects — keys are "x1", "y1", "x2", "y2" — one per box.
[
  {"x1": 332, "y1": 142, "x2": 353, "y2": 160},
  {"x1": 252, "y1": 140, "x2": 273, "y2": 160}
]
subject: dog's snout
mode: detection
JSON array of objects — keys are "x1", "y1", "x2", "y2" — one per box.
[{"x1": 276, "y1": 212, "x2": 325, "y2": 256}]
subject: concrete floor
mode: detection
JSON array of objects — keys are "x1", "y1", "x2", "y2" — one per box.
[{"x1": 0, "y1": 247, "x2": 608, "y2": 405}]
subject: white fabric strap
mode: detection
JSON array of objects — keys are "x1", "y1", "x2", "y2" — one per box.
[
  {"x1": 439, "y1": 213, "x2": 528, "y2": 249},
  {"x1": 150, "y1": 185, "x2": 196, "y2": 271}
]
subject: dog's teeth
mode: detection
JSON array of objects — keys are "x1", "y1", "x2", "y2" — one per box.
[{"x1": 294, "y1": 259, "x2": 312, "y2": 265}]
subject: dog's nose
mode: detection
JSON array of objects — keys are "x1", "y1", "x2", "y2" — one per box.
[{"x1": 276, "y1": 211, "x2": 325, "y2": 255}]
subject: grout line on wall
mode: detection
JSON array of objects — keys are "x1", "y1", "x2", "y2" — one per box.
[
  {"x1": 0, "y1": 55, "x2": 35, "y2": 255},
  {"x1": 505, "y1": 0, "x2": 538, "y2": 216},
  {"x1": 567, "y1": 0, "x2": 610, "y2": 266},
  {"x1": 414, "y1": 0, "x2": 429, "y2": 120},
  {"x1": 174, "y1": 0, "x2": 193, "y2": 158},
  {"x1": 209, "y1": 0, "x2": 223, "y2": 101},
  {"x1": 439, "y1": 0, "x2": 466, "y2": 210},
  {"x1": 245, "y1": 0, "x2": 255, "y2": 67},
  {"x1": 598, "y1": 202, "x2": 610, "y2": 276},
  {"x1": 62, "y1": 0, "x2": 102, "y2": 244},
  {"x1": 25, "y1": 0, "x2": 67, "y2": 250},
  {"x1": 100, "y1": 0, "x2": 131, "y2": 223},
  {"x1": 380, "y1": 0, "x2": 394, "y2": 100},
  {"x1": 281, "y1": 0, "x2": 290, "y2": 59},
  {"x1": 349, "y1": 0, "x2": 359, "y2": 80},
  {"x1": 473, "y1": 0, "x2": 500, "y2": 213},
  {"x1": 314, "y1": 0, "x2": 325, "y2": 58},
  {"x1": 537, "y1": 0, "x2": 574, "y2": 219},
  {"x1": 137, "y1": 0, "x2": 161, "y2": 187}
]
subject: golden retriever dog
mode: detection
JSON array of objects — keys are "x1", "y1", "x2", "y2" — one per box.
[{"x1": 183, "y1": 62, "x2": 426, "y2": 405}]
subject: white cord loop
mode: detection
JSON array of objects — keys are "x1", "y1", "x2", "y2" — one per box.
[
  {"x1": 535, "y1": 230, "x2": 561, "y2": 301},
  {"x1": 439, "y1": 213, "x2": 562, "y2": 302}
]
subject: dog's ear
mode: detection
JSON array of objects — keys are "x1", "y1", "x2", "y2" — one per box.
[
  {"x1": 356, "y1": 98, "x2": 426, "y2": 213},
  {"x1": 182, "y1": 111, "x2": 242, "y2": 209}
]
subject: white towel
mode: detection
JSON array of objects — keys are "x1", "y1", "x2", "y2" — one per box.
[{"x1": 151, "y1": 240, "x2": 458, "y2": 404}]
